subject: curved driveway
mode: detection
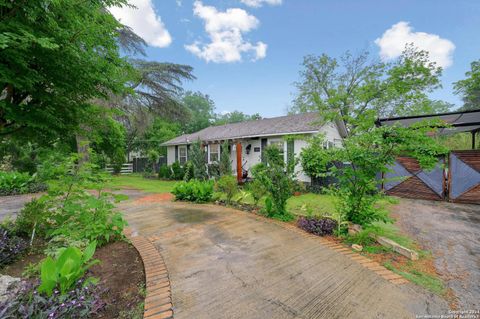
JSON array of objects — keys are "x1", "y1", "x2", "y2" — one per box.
[{"x1": 119, "y1": 197, "x2": 448, "y2": 319}]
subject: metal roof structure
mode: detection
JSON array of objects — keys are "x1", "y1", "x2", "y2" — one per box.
[{"x1": 377, "y1": 109, "x2": 480, "y2": 149}]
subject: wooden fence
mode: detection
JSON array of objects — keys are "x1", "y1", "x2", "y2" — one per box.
[
  {"x1": 381, "y1": 151, "x2": 480, "y2": 204},
  {"x1": 105, "y1": 163, "x2": 133, "y2": 175}
]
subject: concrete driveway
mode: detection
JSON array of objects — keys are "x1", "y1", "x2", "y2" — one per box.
[
  {"x1": 119, "y1": 197, "x2": 448, "y2": 319},
  {"x1": 392, "y1": 198, "x2": 480, "y2": 310}
]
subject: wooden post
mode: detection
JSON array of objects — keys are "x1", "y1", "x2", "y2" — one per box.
[{"x1": 236, "y1": 142, "x2": 242, "y2": 183}]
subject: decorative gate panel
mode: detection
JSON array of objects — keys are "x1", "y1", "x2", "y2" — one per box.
[
  {"x1": 449, "y1": 151, "x2": 480, "y2": 204},
  {"x1": 383, "y1": 157, "x2": 445, "y2": 201}
]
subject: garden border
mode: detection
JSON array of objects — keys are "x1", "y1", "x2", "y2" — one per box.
[{"x1": 124, "y1": 228, "x2": 174, "y2": 319}]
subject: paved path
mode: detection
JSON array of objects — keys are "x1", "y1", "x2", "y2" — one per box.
[
  {"x1": 119, "y1": 197, "x2": 448, "y2": 319},
  {"x1": 392, "y1": 198, "x2": 480, "y2": 310},
  {"x1": 0, "y1": 193, "x2": 40, "y2": 220}
]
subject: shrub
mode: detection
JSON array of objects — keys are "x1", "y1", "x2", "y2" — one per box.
[
  {"x1": 190, "y1": 140, "x2": 208, "y2": 180},
  {"x1": 219, "y1": 141, "x2": 232, "y2": 176},
  {"x1": 0, "y1": 171, "x2": 45, "y2": 195},
  {"x1": 208, "y1": 163, "x2": 220, "y2": 179},
  {"x1": 38, "y1": 242, "x2": 99, "y2": 296},
  {"x1": 183, "y1": 161, "x2": 194, "y2": 181},
  {"x1": 47, "y1": 195, "x2": 126, "y2": 248},
  {"x1": 251, "y1": 146, "x2": 295, "y2": 221},
  {"x1": 171, "y1": 180, "x2": 214, "y2": 203},
  {"x1": 158, "y1": 164, "x2": 170, "y2": 179},
  {"x1": 215, "y1": 175, "x2": 238, "y2": 203},
  {"x1": 0, "y1": 279, "x2": 105, "y2": 319},
  {"x1": 297, "y1": 217, "x2": 338, "y2": 236},
  {"x1": 15, "y1": 198, "x2": 51, "y2": 239},
  {"x1": 0, "y1": 224, "x2": 28, "y2": 267},
  {"x1": 170, "y1": 161, "x2": 184, "y2": 180},
  {"x1": 25, "y1": 158, "x2": 127, "y2": 250},
  {"x1": 247, "y1": 179, "x2": 267, "y2": 206}
]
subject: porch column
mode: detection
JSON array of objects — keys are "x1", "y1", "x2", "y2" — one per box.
[{"x1": 236, "y1": 142, "x2": 242, "y2": 182}]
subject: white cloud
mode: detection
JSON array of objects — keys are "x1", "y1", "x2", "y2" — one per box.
[
  {"x1": 185, "y1": 1, "x2": 267, "y2": 63},
  {"x1": 240, "y1": 0, "x2": 282, "y2": 8},
  {"x1": 375, "y1": 21, "x2": 455, "y2": 68},
  {"x1": 109, "y1": 0, "x2": 172, "y2": 48}
]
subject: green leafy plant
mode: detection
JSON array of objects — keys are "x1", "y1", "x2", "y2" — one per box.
[
  {"x1": 219, "y1": 141, "x2": 232, "y2": 176},
  {"x1": 215, "y1": 175, "x2": 238, "y2": 204},
  {"x1": 0, "y1": 171, "x2": 45, "y2": 195},
  {"x1": 251, "y1": 146, "x2": 295, "y2": 221},
  {"x1": 38, "y1": 242, "x2": 99, "y2": 296},
  {"x1": 158, "y1": 165, "x2": 171, "y2": 179},
  {"x1": 247, "y1": 179, "x2": 267, "y2": 206},
  {"x1": 235, "y1": 190, "x2": 249, "y2": 205},
  {"x1": 183, "y1": 161, "x2": 195, "y2": 181},
  {"x1": 171, "y1": 179, "x2": 214, "y2": 203},
  {"x1": 170, "y1": 161, "x2": 184, "y2": 180},
  {"x1": 190, "y1": 140, "x2": 208, "y2": 180}
]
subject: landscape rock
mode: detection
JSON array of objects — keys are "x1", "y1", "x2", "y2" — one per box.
[
  {"x1": 352, "y1": 244, "x2": 363, "y2": 252},
  {"x1": 0, "y1": 275, "x2": 21, "y2": 304}
]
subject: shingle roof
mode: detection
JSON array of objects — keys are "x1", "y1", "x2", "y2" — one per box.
[{"x1": 162, "y1": 112, "x2": 331, "y2": 146}]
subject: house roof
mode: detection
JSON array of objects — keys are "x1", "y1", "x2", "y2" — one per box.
[
  {"x1": 377, "y1": 109, "x2": 480, "y2": 135},
  {"x1": 162, "y1": 112, "x2": 346, "y2": 146}
]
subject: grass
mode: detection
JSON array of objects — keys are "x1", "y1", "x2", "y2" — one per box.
[
  {"x1": 383, "y1": 261, "x2": 446, "y2": 295},
  {"x1": 105, "y1": 174, "x2": 177, "y2": 193},
  {"x1": 217, "y1": 191, "x2": 338, "y2": 217}
]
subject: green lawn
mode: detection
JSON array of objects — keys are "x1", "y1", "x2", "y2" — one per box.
[{"x1": 106, "y1": 174, "x2": 177, "y2": 193}]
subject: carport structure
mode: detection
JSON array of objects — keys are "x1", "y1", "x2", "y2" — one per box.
[
  {"x1": 377, "y1": 109, "x2": 480, "y2": 204},
  {"x1": 378, "y1": 108, "x2": 480, "y2": 149}
]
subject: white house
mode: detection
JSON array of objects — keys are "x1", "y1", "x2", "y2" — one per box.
[{"x1": 161, "y1": 112, "x2": 347, "y2": 183}]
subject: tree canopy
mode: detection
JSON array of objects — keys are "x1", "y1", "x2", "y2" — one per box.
[
  {"x1": 0, "y1": 0, "x2": 133, "y2": 141},
  {"x1": 292, "y1": 45, "x2": 447, "y2": 130},
  {"x1": 454, "y1": 60, "x2": 480, "y2": 111}
]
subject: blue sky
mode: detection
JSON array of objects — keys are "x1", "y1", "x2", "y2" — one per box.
[{"x1": 111, "y1": 0, "x2": 480, "y2": 117}]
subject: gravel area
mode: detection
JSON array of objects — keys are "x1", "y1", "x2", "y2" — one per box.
[{"x1": 392, "y1": 198, "x2": 480, "y2": 310}]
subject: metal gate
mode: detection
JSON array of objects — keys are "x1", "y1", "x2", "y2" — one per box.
[
  {"x1": 382, "y1": 157, "x2": 446, "y2": 201},
  {"x1": 449, "y1": 151, "x2": 480, "y2": 204}
]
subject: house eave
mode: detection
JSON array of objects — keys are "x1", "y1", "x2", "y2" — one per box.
[{"x1": 161, "y1": 130, "x2": 320, "y2": 147}]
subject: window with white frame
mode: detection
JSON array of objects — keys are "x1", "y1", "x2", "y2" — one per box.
[
  {"x1": 209, "y1": 144, "x2": 219, "y2": 163},
  {"x1": 179, "y1": 146, "x2": 187, "y2": 165}
]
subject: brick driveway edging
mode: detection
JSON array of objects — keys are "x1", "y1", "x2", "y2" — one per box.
[{"x1": 124, "y1": 228, "x2": 174, "y2": 319}]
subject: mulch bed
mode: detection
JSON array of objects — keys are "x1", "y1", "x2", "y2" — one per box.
[
  {"x1": 90, "y1": 241, "x2": 145, "y2": 319},
  {"x1": 1, "y1": 240, "x2": 145, "y2": 319},
  {"x1": 134, "y1": 193, "x2": 174, "y2": 203}
]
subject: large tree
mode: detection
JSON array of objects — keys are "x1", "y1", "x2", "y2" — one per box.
[
  {"x1": 0, "y1": 0, "x2": 132, "y2": 141},
  {"x1": 214, "y1": 111, "x2": 261, "y2": 125},
  {"x1": 454, "y1": 60, "x2": 480, "y2": 111},
  {"x1": 181, "y1": 91, "x2": 216, "y2": 134},
  {"x1": 292, "y1": 45, "x2": 444, "y2": 130}
]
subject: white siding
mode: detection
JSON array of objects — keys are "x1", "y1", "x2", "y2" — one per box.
[
  {"x1": 293, "y1": 138, "x2": 312, "y2": 183},
  {"x1": 167, "y1": 146, "x2": 176, "y2": 165},
  {"x1": 165, "y1": 120, "x2": 344, "y2": 183}
]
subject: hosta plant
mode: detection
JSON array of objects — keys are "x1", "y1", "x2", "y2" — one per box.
[
  {"x1": 171, "y1": 179, "x2": 214, "y2": 203},
  {"x1": 38, "y1": 242, "x2": 99, "y2": 296}
]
